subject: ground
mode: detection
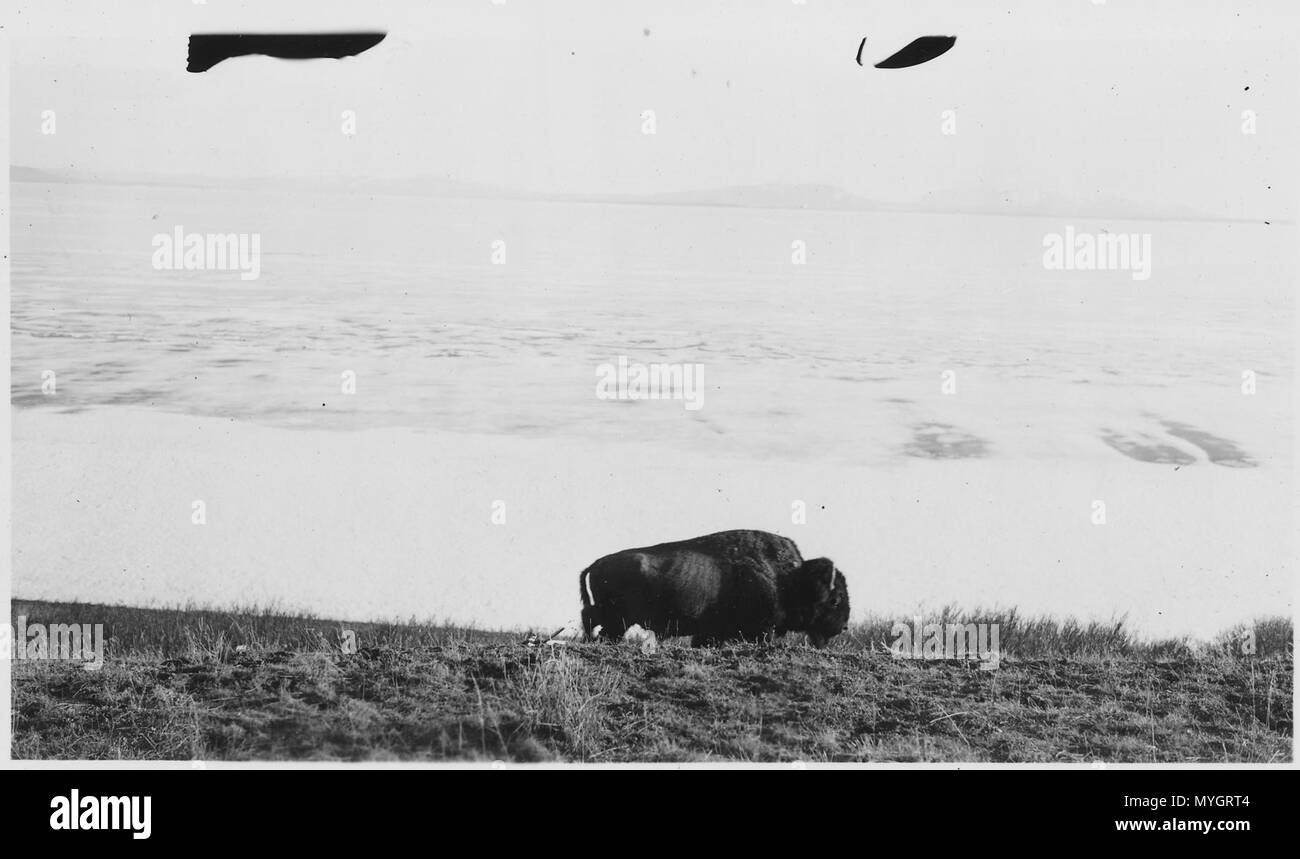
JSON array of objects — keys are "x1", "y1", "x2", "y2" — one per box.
[{"x1": 10, "y1": 600, "x2": 1292, "y2": 763}]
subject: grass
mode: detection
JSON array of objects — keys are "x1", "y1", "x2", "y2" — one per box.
[{"x1": 9, "y1": 599, "x2": 1292, "y2": 762}]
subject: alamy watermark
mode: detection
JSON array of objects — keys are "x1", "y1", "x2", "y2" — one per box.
[
  {"x1": 890, "y1": 617, "x2": 1000, "y2": 670},
  {"x1": 3, "y1": 616, "x2": 105, "y2": 670},
  {"x1": 50, "y1": 790, "x2": 151, "y2": 839},
  {"x1": 596, "y1": 356, "x2": 704, "y2": 411},
  {"x1": 152, "y1": 226, "x2": 261, "y2": 280},
  {"x1": 1042, "y1": 226, "x2": 1151, "y2": 281}
]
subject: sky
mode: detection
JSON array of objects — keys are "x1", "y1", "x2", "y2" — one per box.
[{"x1": 8, "y1": 0, "x2": 1298, "y2": 219}]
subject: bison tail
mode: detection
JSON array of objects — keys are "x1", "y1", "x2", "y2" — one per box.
[
  {"x1": 578, "y1": 565, "x2": 596, "y2": 610},
  {"x1": 579, "y1": 565, "x2": 602, "y2": 640}
]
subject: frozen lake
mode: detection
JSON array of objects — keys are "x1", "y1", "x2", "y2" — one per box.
[{"x1": 11, "y1": 181, "x2": 1294, "y2": 637}]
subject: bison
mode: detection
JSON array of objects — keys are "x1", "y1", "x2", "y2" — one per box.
[{"x1": 579, "y1": 529, "x2": 850, "y2": 647}]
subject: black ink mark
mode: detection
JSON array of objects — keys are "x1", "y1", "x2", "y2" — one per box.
[
  {"x1": 187, "y1": 32, "x2": 386, "y2": 73},
  {"x1": 856, "y1": 37, "x2": 868, "y2": 67},
  {"x1": 874, "y1": 35, "x2": 956, "y2": 69}
]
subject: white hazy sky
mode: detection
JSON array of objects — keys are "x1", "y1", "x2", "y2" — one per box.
[{"x1": 9, "y1": 0, "x2": 1298, "y2": 218}]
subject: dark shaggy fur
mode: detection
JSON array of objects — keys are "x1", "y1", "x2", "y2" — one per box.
[{"x1": 579, "y1": 529, "x2": 850, "y2": 647}]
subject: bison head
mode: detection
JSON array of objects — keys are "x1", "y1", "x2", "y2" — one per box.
[{"x1": 793, "y1": 557, "x2": 850, "y2": 648}]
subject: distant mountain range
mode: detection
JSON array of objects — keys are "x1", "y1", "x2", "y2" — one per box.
[{"x1": 10, "y1": 165, "x2": 1279, "y2": 223}]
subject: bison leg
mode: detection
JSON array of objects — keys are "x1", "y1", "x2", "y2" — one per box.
[
  {"x1": 600, "y1": 619, "x2": 628, "y2": 641},
  {"x1": 580, "y1": 605, "x2": 599, "y2": 640},
  {"x1": 582, "y1": 606, "x2": 628, "y2": 642}
]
